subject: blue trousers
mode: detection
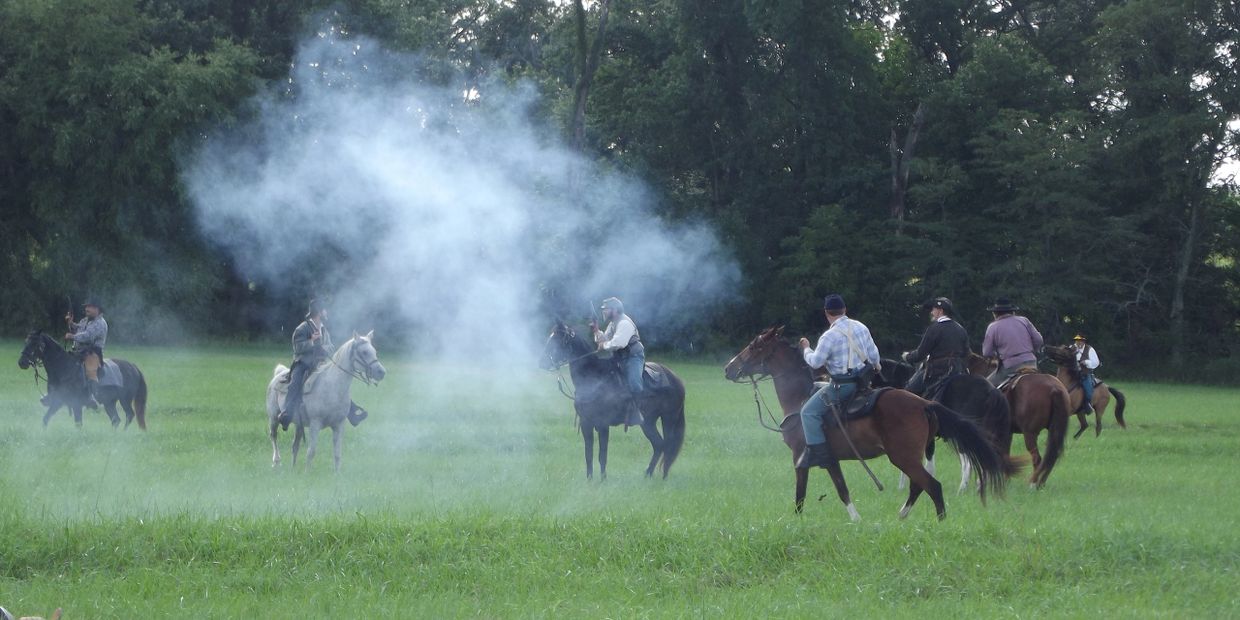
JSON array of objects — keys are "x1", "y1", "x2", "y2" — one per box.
[
  {"x1": 1081, "y1": 371, "x2": 1095, "y2": 405},
  {"x1": 619, "y1": 342, "x2": 646, "y2": 396},
  {"x1": 284, "y1": 362, "x2": 310, "y2": 414},
  {"x1": 801, "y1": 380, "x2": 857, "y2": 445}
]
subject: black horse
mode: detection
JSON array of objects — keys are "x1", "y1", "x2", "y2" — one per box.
[
  {"x1": 541, "y1": 320, "x2": 686, "y2": 480},
  {"x1": 17, "y1": 331, "x2": 148, "y2": 430},
  {"x1": 876, "y1": 358, "x2": 1011, "y2": 494}
]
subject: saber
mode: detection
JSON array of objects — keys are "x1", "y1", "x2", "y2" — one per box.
[{"x1": 827, "y1": 398, "x2": 885, "y2": 491}]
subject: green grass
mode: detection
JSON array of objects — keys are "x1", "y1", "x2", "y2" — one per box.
[{"x1": 0, "y1": 341, "x2": 1237, "y2": 617}]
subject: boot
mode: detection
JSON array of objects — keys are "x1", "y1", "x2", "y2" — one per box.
[
  {"x1": 278, "y1": 407, "x2": 295, "y2": 431},
  {"x1": 40, "y1": 394, "x2": 51, "y2": 407},
  {"x1": 85, "y1": 380, "x2": 100, "y2": 410},
  {"x1": 796, "y1": 442, "x2": 836, "y2": 469},
  {"x1": 347, "y1": 404, "x2": 368, "y2": 427},
  {"x1": 1081, "y1": 401, "x2": 1094, "y2": 414},
  {"x1": 624, "y1": 398, "x2": 644, "y2": 427}
]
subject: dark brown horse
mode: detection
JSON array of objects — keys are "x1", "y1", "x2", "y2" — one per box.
[
  {"x1": 968, "y1": 354, "x2": 1069, "y2": 487},
  {"x1": 1043, "y1": 345, "x2": 1128, "y2": 438},
  {"x1": 725, "y1": 326, "x2": 1019, "y2": 519},
  {"x1": 541, "y1": 320, "x2": 686, "y2": 480},
  {"x1": 18, "y1": 331, "x2": 148, "y2": 430}
]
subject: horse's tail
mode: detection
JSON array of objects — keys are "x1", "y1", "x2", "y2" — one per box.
[
  {"x1": 273, "y1": 364, "x2": 288, "y2": 378},
  {"x1": 928, "y1": 403, "x2": 1014, "y2": 502},
  {"x1": 984, "y1": 384, "x2": 1014, "y2": 453},
  {"x1": 661, "y1": 392, "x2": 687, "y2": 477},
  {"x1": 134, "y1": 370, "x2": 148, "y2": 431},
  {"x1": 1037, "y1": 384, "x2": 1071, "y2": 487},
  {"x1": 1108, "y1": 386, "x2": 1127, "y2": 429}
]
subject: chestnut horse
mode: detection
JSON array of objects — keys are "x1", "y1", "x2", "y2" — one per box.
[
  {"x1": 968, "y1": 354, "x2": 1070, "y2": 488},
  {"x1": 725, "y1": 327, "x2": 1019, "y2": 520},
  {"x1": 1043, "y1": 345, "x2": 1128, "y2": 439}
]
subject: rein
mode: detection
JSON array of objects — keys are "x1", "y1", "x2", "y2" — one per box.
[
  {"x1": 326, "y1": 341, "x2": 379, "y2": 386},
  {"x1": 738, "y1": 375, "x2": 785, "y2": 433}
]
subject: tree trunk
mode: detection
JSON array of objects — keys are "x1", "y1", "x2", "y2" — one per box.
[
  {"x1": 570, "y1": 0, "x2": 613, "y2": 155},
  {"x1": 1169, "y1": 197, "x2": 1203, "y2": 367},
  {"x1": 889, "y1": 102, "x2": 926, "y2": 231}
]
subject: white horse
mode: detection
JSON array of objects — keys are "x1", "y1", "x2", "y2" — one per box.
[{"x1": 266, "y1": 331, "x2": 386, "y2": 471}]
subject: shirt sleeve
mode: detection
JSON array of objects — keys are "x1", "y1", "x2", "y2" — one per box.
[
  {"x1": 1026, "y1": 319, "x2": 1044, "y2": 351},
  {"x1": 862, "y1": 327, "x2": 881, "y2": 368},
  {"x1": 981, "y1": 324, "x2": 997, "y2": 358},
  {"x1": 72, "y1": 320, "x2": 102, "y2": 344},
  {"x1": 906, "y1": 325, "x2": 936, "y2": 364},
  {"x1": 599, "y1": 318, "x2": 636, "y2": 351},
  {"x1": 803, "y1": 331, "x2": 831, "y2": 369},
  {"x1": 1086, "y1": 348, "x2": 1100, "y2": 369}
]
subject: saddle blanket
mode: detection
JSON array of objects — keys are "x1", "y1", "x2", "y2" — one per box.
[
  {"x1": 642, "y1": 363, "x2": 673, "y2": 391},
  {"x1": 98, "y1": 359, "x2": 123, "y2": 388},
  {"x1": 272, "y1": 361, "x2": 332, "y2": 396}
]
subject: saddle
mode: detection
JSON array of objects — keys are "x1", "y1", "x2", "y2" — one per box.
[
  {"x1": 642, "y1": 363, "x2": 672, "y2": 391},
  {"x1": 997, "y1": 367, "x2": 1040, "y2": 393},
  {"x1": 809, "y1": 383, "x2": 894, "y2": 422}
]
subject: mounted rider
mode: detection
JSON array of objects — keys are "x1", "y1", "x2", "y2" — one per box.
[
  {"x1": 901, "y1": 297, "x2": 971, "y2": 398},
  {"x1": 981, "y1": 297, "x2": 1044, "y2": 387},
  {"x1": 1071, "y1": 334, "x2": 1101, "y2": 413},
  {"x1": 591, "y1": 296, "x2": 644, "y2": 427},
  {"x1": 796, "y1": 294, "x2": 882, "y2": 470},
  {"x1": 64, "y1": 298, "x2": 107, "y2": 408},
  {"x1": 278, "y1": 299, "x2": 368, "y2": 430}
]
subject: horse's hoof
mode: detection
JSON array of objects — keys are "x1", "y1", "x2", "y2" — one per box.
[{"x1": 937, "y1": 512, "x2": 947, "y2": 521}]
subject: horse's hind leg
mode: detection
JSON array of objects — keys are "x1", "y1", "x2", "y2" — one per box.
[
  {"x1": 890, "y1": 451, "x2": 946, "y2": 520},
  {"x1": 291, "y1": 425, "x2": 304, "y2": 467},
  {"x1": 597, "y1": 426, "x2": 610, "y2": 481},
  {"x1": 104, "y1": 403, "x2": 121, "y2": 429},
  {"x1": 1024, "y1": 431, "x2": 1043, "y2": 486},
  {"x1": 581, "y1": 425, "x2": 595, "y2": 481},
  {"x1": 823, "y1": 462, "x2": 860, "y2": 522},
  {"x1": 958, "y1": 453, "x2": 973, "y2": 494},
  {"x1": 119, "y1": 398, "x2": 136, "y2": 430},
  {"x1": 270, "y1": 421, "x2": 282, "y2": 467},
  {"x1": 640, "y1": 418, "x2": 665, "y2": 478}
]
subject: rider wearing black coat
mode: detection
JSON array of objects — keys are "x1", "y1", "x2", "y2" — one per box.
[{"x1": 903, "y1": 297, "x2": 972, "y2": 397}]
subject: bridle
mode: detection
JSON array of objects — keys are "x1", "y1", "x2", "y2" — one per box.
[
  {"x1": 19, "y1": 336, "x2": 50, "y2": 399},
  {"x1": 328, "y1": 338, "x2": 382, "y2": 386},
  {"x1": 542, "y1": 327, "x2": 597, "y2": 401},
  {"x1": 728, "y1": 336, "x2": 797, "y2": 433}
]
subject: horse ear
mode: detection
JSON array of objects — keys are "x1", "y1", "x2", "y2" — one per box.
[
  {"x1": 352, "y1": 330, "x2": 359, "y2": 339},
  {"x1": 775, "y1": 325, "x2": 785, "y2": 336},
  {"x1": 365, "y1": 329, "x2": 374, "y2": 340}
]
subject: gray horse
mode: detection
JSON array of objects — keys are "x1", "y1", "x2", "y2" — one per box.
[{"x1": 266, "y1": 332, "x2": 386, "y2": 471}]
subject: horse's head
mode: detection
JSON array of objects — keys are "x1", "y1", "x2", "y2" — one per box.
[
  {"x1": 724, "y1": 325, "x2": 789, "y2": 382},
  {"x1": 874, "y1": 358, "x2": 914, "y2": 388},
  {"x1": 967, "y1": 352, "x2": 997, "y2": 377},
  {"x1": 1042, "y1": 345, "x2": 1075, "y2": 366},
  {"x1": 18, "y1": 331, "x2": 46, "y2": 370},
  {"x1": 540, "y1": 319, "x2": 584, "y2": 370},
  {"x1": 350, "y1": 330, "x2": 386, "y2": 383}
]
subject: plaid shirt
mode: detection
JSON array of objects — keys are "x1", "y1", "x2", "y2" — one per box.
[
  {"x1": 69, "y1": 315, "x2": 108, "y2": 352},
  {"x1": 803, "y1": 316, "x2": 881, "y2": 376}
]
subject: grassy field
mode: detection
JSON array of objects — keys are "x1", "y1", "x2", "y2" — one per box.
[{"x1": 0, "y1": 341, "x2": 1236, "y2": 618}]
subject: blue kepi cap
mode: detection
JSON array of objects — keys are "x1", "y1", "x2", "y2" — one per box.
[{"x1": 823, "y1": 294, "x2": 846, "y2": 311}]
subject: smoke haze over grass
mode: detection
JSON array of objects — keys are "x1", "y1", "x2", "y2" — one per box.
[{"x1": 185, "y1": 19, "x2": 740, "y2": 363}]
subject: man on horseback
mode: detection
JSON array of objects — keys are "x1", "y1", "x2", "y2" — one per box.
[
  {"x1": 64, "y1": 298, "x2": 107, "y2": 409},
  {"x1": 278, "y1": 299, "x2": 368, "y2": 430},
  {"x1": 592, "y1": 296, "x2": 644, "y2": 427},
  {"x1": 901, "y1": 297, "x2": 971, "y2": 398},
  {"x1": 1071, "y1": 334, "x2": 1100, "y2": 414},
  {"x1": 981, "y1": 297, "x2": 1043, "y2": 387},
  {"x1": 796, "y1": 294, "x2": 881, "y2": 470}
]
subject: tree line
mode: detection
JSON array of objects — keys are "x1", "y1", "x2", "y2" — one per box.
[{"x1": 1, "y1": 0, "x2": 1237, "y2": 380}]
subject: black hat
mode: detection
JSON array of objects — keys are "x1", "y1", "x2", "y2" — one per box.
[
  {"x1": 306, "y1": 298, "x2": 326, "y2": 318},
  {"x1": 922, "y1": 297, "x2": 954, "y2": 316},
  {"x1": 84, "y1": 298, "x2": 104, "y2": 312},
  {"x1": 823, "y1": 294, "x2": 846, "y2": 311},
  {"x1": 986, "y1": 297, "x2": 1018, "y2": 313}
]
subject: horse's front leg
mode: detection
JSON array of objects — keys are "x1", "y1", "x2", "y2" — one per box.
[
  {"x1": 291, "y1": 424, "x2": 304, "y2": 467},
  {"x1": 332, "y1": 424, "x2": 343, "y2": 473},
  {"x1": 795, "y1": 467, "x2": 808, "y2": 514},
  {"x1": 72, "y1": 405, "x2": 83, "y2": 428},
  {"x1": 43, "y1": 400, "x2": 63, "y2": 428},
  {"x1": 1074, "y1": 412, "x2": 1088, "y2": 439},
  {"x1": 822, "y1": 462, "x2": 860, "y2": 522},
  {"x1": 305, "y1": 423, "x2": 322, "y2": 470},
  {"x1": 597, "y1": 426, "x2": 610, "y2": 481},
  {"x1": 581, "y1": 425, "x2": 595, "y2": 481}
]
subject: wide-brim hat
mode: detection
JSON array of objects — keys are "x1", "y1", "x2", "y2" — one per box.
[
  {"x1": 306, "y1": 298, "x2": 326, "y2": 318},
  {"x1": 1073, "y1": 334, "x2": 1086, "y2": 341},
  {"x1": 986, "y1": 297, "x2": 1018, "y2": 313}
]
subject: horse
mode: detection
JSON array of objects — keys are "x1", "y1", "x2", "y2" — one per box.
[
  {"x1": 724, "y1": 326, "x2": 1020, "y2": 519},
  {"x1": 1042, "y1": 345, "x2": 1128, "y2": 438},
  {"x1": 876, "y1": 358, "x2": 1013, "y2": 494},
  {"x1": 17, "y1": 331, "x2": 148, "y2": 430},
  {"x1": 265, "y1": 332, "x2": 386, "y2": 472},
  {"x1": 968, "y1": 353, "x2": 1070, "y2": 487},
  {"x1": 541, "y1": 320, "x2": 686, "y2": 480}
]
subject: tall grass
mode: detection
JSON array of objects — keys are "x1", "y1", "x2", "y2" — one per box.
[{"x1": 0, "y1": 342, "x2": 1236, "y2": 617}]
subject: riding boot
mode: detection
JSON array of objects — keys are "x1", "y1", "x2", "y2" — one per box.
[
  {"x1": 1081, "y1": 401, "x2": 1094, "y2": 414},
  {"x1": 624, "y1": 397, "x2": 644, "y2": 427},
  {"x1": 347, "y1": 402, "x2": 368, "y2": 427},
  {"x1": 796, "y1": 442, "x2": 837, "y2": 470},
  {"x1": 85, "y1": 380, "x2": 100, "y2": 409}
]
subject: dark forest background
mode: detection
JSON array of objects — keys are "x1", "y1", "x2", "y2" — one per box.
[{"x1": 1, "y1": 0, "x2": 1237, "y2": 380}]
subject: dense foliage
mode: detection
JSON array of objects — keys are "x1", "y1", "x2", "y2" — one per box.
[{"x1": 1, "y1": 0, "x2": 1237, "y2": 377}]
